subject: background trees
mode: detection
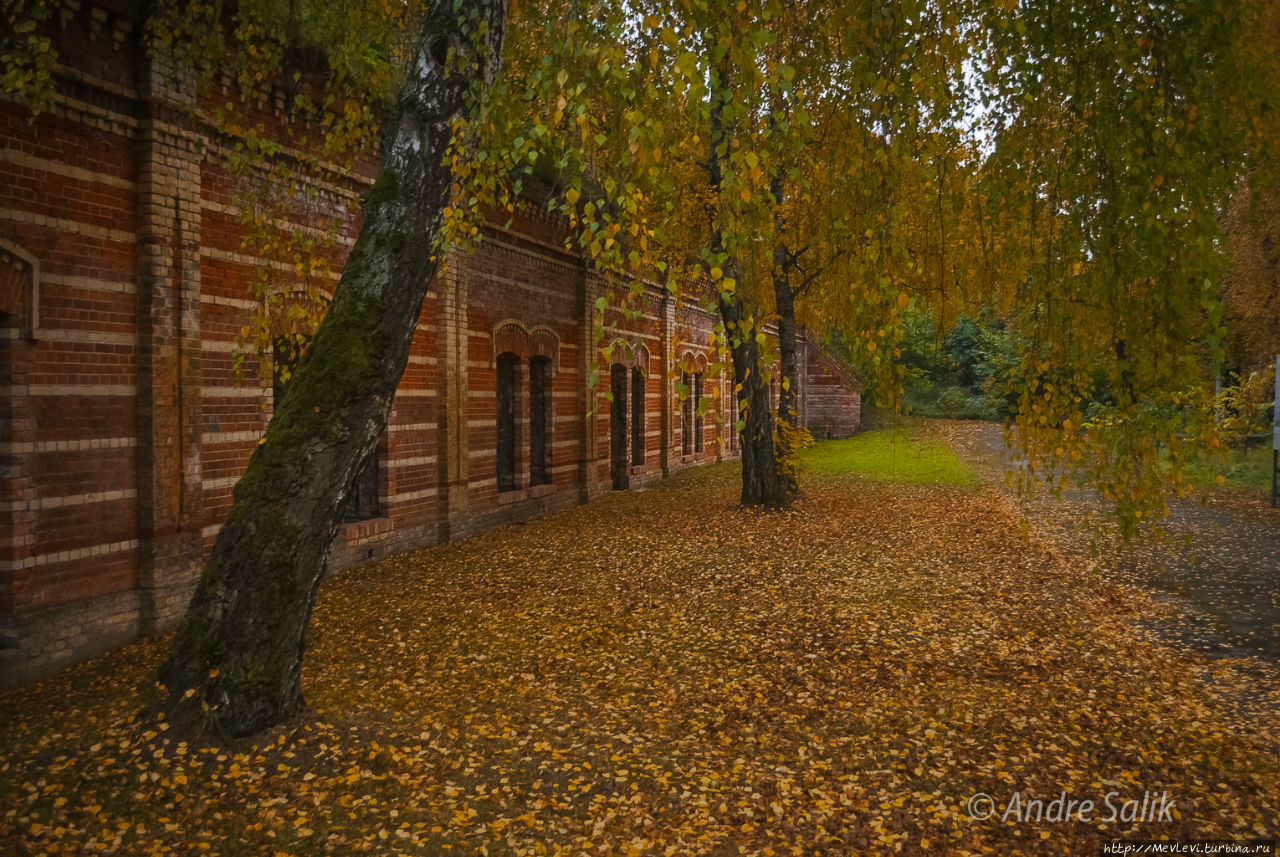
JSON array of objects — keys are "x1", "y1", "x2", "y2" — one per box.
[{"x1": 969, "y1": 0, "x2": 1279, "y2": 527}]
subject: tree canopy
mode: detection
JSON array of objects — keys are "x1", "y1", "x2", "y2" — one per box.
[{"x1": 10, "y1": 0, "x2": 1270, "y2": 525}]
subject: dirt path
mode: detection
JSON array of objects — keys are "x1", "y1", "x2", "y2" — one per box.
[
  {"x1": 943, "y1": 419, "x2": 1280, "y2": 727},
  {"x1": 944, "y1": 421, "x2": 1280, "y2": 660}
]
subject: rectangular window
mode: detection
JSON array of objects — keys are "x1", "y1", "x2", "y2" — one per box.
[
  {"x1": 530, "y1": 356, "x2": 551, "y2": 486},
  {"x1": 497, "y1": 353, "x2": 519, "y2": 492}
]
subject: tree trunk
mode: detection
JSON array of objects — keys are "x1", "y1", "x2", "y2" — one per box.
[
  {"x1": 721, "y1": 294, "x2": 790, "y2": 507},
  {"x1": 159, "y1": 0, "x2": 508, "y2": 737},
  {"x1": 769, "y1": 166, "x2": 801, "y2": 496},
  {"x1": 707, "y1": 63, "x2": 789, "y2": 509},
  {"x1": 772, "y1": 255, "x2": 801, "y2": 495}
]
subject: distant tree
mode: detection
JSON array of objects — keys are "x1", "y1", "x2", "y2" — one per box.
[{"x1": 943, "y1": 316, "x2": 984, "y2": 389}]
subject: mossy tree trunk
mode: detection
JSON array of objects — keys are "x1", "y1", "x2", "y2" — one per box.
[{"x1": 159, "y1": 0, "x2": 508, "y2": 737}]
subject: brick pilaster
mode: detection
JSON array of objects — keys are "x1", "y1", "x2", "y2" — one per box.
[
  {"x1": 0, "y1": 254, "x2": 37, "y2": 672},
  {"x1": 437, "y1": 249, "x2": 469, "y2": 540},
  {"x1": 577, "y1": 269, "x2": 601, "y2": 502},
  {"x1": 658, "y1": 289, "x2": 675, "y2": 476},
  {"x1": 134, "y1": 47, "x2": 203, "y2": 633},
  {"x1": 797, "y1": 326, "x2": 809, "y2": 428}
]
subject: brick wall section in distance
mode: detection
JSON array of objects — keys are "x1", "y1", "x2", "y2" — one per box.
[{"x1": 802, "y1": 334, "x2": 862, "y2": 439}]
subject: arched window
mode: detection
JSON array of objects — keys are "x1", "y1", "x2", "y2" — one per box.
[
  {"x1": 496, "y1": 352, "x2": 519, "y2": 492},
  {"x1": 272, "y1": 334, "x2": 309, "y2": 407},
  {"x1": 529, "y1": 355, "x2": 552, "y2": 486},
  {"x1": 610, "y1": 363, "x2": 629, "y2": 490},
  {"x1": 345, "y1": 448, "x2": 381, "y2": 522},
  {"x1": 630, "y1": 366, "x2": 645, "y2": 466},
  {"x1": 0, "y1": 240, "x2": 38, "y2": 336}
]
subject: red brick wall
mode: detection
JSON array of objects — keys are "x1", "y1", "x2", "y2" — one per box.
[
  {"x1": 0, "y1": 2, "x2": 861, "y2": 687},
  {"x1": 801, "y1": 334, "x2": 862, "y2": 439},
  {"x1": 0, "y1": 1, "x2": 148, "y2": 678}
]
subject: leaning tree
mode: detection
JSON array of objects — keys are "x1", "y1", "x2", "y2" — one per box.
[{"x1": 158, "y1": 0, "x2": 508, "y2": 736}]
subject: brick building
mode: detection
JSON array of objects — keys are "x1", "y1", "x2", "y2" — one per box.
[{"x1": 0, "y1": 1, "x2": 861, "y2": 688}]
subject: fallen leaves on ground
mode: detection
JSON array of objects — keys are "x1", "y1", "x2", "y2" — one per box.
[
  {"x1": 1, "y1": 449, "x2": 1277, "y2": 856},
  {"x1": 941, "y1": 419, "x2": 1280, "y2": 734}
]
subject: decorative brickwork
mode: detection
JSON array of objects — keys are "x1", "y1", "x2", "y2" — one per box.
[{"x1": 0, "y1": 2, "x2": 861, "y2": 688}]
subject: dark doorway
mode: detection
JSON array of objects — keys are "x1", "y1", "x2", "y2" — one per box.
[{"x1": 610, "y1": 363, "x2": 628, "y2": 490}]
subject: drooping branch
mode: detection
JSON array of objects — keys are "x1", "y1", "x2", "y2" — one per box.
[{"x1": 706, "y1": 57, "x2": 789, "y2": 509}]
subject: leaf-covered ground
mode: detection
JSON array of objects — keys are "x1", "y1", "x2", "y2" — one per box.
[
  {"x1": 2, "y1": 432, "x2": 1277, "y2": 856},
  {"x1": 944, "y1": 418, "x2": 1280, "y2": 739}
]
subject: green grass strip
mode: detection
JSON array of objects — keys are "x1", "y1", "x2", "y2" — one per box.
[{"x1": 800, "y1": 428, "x2": 978, "y2": 487}]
